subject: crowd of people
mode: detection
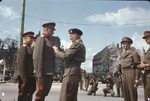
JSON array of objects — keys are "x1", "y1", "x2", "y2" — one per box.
[{"x1": 16, "y1": 21, "x2": 150, "y2": 101}]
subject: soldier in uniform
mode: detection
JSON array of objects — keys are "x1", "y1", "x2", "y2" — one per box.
[
  {"x1": 53, "y1": 28, "x2": 86, "y2": 101},
  {"x1": 33, "y1": 22, "x2": 56, "y2": 101},
  {"x1": 138, "y1": 31, "x2": 150, "y2": 101},
  {"x1": 103, "y1": 75, "x2": 115, "y2": 97},
  {"x1": 120, "y1": 37, "x2": 141, "y2": 101},
  {"x1": 17, "y1": 31, "x2": 36, "y2": 101},
  {"x1": 114, "y1": 66, "x2": 123, "y2": 97},
  {"x1": 84, "y1": 73, "x2": 90, "y2": 91},
  {"x1": 79, "y1": 68, "x2": 84, "y2": 90},
  {"x1": 87, "y1": 75, "x2": 98, "y2": 96}
]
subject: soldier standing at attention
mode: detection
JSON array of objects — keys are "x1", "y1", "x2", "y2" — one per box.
[
  {"x1": 53, "y1": 28, "x2": 86, "y2": 101},
  {"x1": 17, "y1": 31, "x2": 36, "y2": 101},
  {"x1": 120, "y1": 37, "x2": 141, "y2": 101},
  {"x1": 138, "y1": 31, "x2": 150, "y2": 101},
  {"x1": 33, "y1": 22, "x2": 56, "y2": 101}
]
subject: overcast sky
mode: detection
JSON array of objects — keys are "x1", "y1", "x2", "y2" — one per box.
[{"x1": 0, "y1": 0, "x2": 150, "y2": 72}]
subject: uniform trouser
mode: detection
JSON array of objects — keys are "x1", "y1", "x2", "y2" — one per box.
[
  {"x1": 116, "y1": 81, "x2": 123, "y2": 96},
  {"x1": 79, "y1": 79, "x2": 84, "y2": 90},
  {"x1": 122, "y1": 69, "x2": 137, "y2": 101},
  {"x1": 35, "y1": 75, "x2": 53, "y2": 101},
  {"x1": 143, "y1": 74, "x2": 150, "y2": 101},
  {"x1": 18, "y1": 76, "x2": 36, "y2": 101},
  {"x1": 87, "y1": 85, "x2": 98, "y2": 95},
  {"x1": 59, "y1": 74, "x2": 80, "y2": 101},
  {"x1": 103, "y1": 88, "x2": 114, "y2": 96}
]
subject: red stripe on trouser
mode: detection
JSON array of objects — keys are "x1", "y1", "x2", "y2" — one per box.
[
  {"x1": 19, "y1": 80, "x2": 26, "y2": 96},
  {"x1": 35, "y1": 78, "x2": 44, "y2": 100}
]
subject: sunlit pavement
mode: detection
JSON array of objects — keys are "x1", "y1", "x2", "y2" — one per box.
[{"x1": 0, "y1": 82, "x2": 144, "y2": 101}]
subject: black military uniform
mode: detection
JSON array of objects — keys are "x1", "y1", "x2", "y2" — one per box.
[{"x1": 17, "y1": 31, "x2": 36, "y2": 101}]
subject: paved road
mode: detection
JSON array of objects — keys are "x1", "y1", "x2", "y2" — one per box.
[{"x1": 0, "y1": 82, "x2": 144, "y2": 101}]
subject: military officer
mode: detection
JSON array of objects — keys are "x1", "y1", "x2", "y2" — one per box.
[
  {"x1": 33, "y1": 22, "x2": 56, "y2": 101},
  {"x1": 138, "y1": 31, "x2": 150, "y2": 101},
  {"x1": 17, "y1": 31, "x2": 36, "y2": 101},
  {"x1": 53, "y1": 28, "x2": 86, "y2": 101},
  {"x1": 120, "y1": 37, "x2": 141, "y2": 101}
]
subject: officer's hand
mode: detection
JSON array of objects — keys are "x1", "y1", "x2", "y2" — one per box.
[
  {"x1": 138, "y1": 62, "x2": 149, "y2": 69},
  {"x1": 134, "y1": 80, "x2": 139, "y2": 88},
  {"x1": 53, "y1": 46, "x2": 58, "y2": 53}
]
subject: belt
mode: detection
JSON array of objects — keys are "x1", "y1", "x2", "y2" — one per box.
[{"x1": 122, "y1": 67, "x2": 132, "y2": 71}]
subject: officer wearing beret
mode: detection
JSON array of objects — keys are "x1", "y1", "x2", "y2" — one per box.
[
  {"x1": 138, "y1": 31, "x2": 150, "y2": 101},
  {"x1": 17, "y1": 31, "x2": 36, "y2": 101},
  {"x1": 33, "y1": 22, "x2": 56, "y2": 101},
  {"x1": 120, "y1": 37, "x2": 141, "y2": 101},
  {"x1": 53, "y1": 28, "x2": 86, "y2": 101}
]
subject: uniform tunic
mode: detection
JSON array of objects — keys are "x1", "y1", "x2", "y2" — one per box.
[
  {"x1": 143, "y1": 48, "x2": 150, "y2": 101},
  {"x1": 56, "y1": 39, "x2": 86, "y2": 101},
  {"x1": 120, "y1": 49, "x2": 140, "y2": 101},
  {"x1": 33, "y1": 37, "x2": 55, "y2": 101},
  {"x1": 17, "y1": 46, "x2": 36, "y2": 101}
]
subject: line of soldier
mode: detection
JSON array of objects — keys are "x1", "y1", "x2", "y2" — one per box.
[
  {"x1": 80, "y1": 31, "x2": 150, "y2": 101},
  {"x1": 17, "y1": 22, "x2": 86, "y2": 101}
]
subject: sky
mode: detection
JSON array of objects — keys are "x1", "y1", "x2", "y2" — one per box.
[{"x1": 0, "y1": 0, "x2": 150, "y2": 72}]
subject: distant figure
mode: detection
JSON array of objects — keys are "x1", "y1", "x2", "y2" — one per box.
[
  {"x1": 84, "y1": 74, "x2": 90, "y2": 91},
  {"x1": 114, "y1": 66, "x2": 123, "y2": 97},
  {"x1": 103, "y1": 75, "x2": 115, "y2": 97},
  {"x1": 79, "y1": 69, "x2": 85, "y2": 90},
  {"x1": 87, "y1": 75, "x2": 98, "y2": 96}
]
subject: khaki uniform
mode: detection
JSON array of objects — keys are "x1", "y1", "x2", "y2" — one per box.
[
  {"x1": 114, "y1": 69, "x2": 123, "y2": 97},
  {"x1": 120, "y1": 49, "x2": 140, "y2": 101},
  {"x1": 87, "y1": 76, "x2": 98, "y2": 96},
  {"x1": 56, "y1": 39, "x2": 86, "y2": 101},
  {"x1": 103, "y1": 76, "x2": 115, "y2": 97},
  {"x1": 143, "y1": 48, "x2": 150, "y2": 101}
]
